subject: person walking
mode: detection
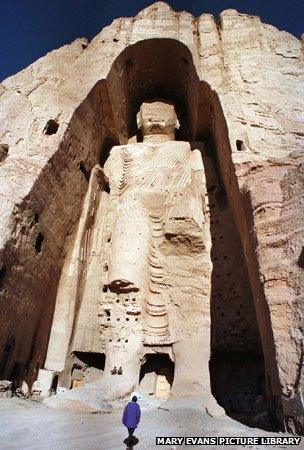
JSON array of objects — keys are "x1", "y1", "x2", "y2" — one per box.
[{"x1": 122, "y1": 395, "x2": 141, "y2": 447}]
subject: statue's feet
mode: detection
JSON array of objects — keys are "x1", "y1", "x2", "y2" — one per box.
[
  {"x1": 164, "y1": 394, "x2": 225, "y2": 418},
  {"x1": 43, "y1": 374, "x2": 136, "y2": 412}
]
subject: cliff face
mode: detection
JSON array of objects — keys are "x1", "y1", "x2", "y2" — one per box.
[{"x1": 0, "y1": 2, "x2": 303, "y2": 431}]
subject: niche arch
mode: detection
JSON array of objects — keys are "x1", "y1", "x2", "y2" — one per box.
[
  {"x1": 101, "y1": 38, "x2": 280, "y2": 426},
  {"x1": 102, "y1": 38, "x2": 212, "y2": 149}
]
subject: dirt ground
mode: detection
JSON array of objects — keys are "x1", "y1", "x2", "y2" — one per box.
[{"x1": 0, "y1": 398, "x2": 302, "y2": 450}]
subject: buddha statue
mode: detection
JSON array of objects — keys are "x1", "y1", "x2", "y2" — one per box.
[{"x1": 40, "y1": 100, "x2": 221, "y2": 416}]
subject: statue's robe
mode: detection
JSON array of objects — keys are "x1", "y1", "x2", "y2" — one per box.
[{"x1": 104, "y1": 140, "x2": 206, "y2": 336}]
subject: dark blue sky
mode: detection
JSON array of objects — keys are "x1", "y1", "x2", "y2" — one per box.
[{"x1": 0, "y1": 0, "x2": 303, "y2": 81}]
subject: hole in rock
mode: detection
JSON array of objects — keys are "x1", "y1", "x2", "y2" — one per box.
[
  {"x1": 297, "y1": 247, "x2": 304, "y2": 268},
  {"x1": 78, "y1": 161, "x2": 90, "y2": 182},
  {"x1": 73, "y1": 351, "x2": 105, "y2": 370},
  {"x1": 9, "y1": 362, "x2": 21, "y2": 387},
  {"x1": 44, "y1": 119, "x2": 59, "y2": 135},
  {"x1": 215, "y1": 190, "x2": 227, "y2": 210},
  {"x1": 35, "y1": 232, "x2": 44, "y2": 253},
  {"x1": 208, "y1": 185, "x2": 217, "y2": 193},
  {"x1": 51, "y1": 375, "x2": 59, "y2": 394},
  {"x1": 236, "y1": 139, "x2": 245, "y2": 151},
  {"x1": 71, "y1": 352, "x2": 106, "y2": 388},
  {"x1": 0, "y1": 143, "x2": 9, "y2": 163},
  {"x1": 0, "y1": 266, "x2": 6, "y2": 289},
  {"x1": 209, "y1": 351, "x2": 277, "y2": 430},
  {"x1": 34, "y1": 212, "x2": 40, "y2": 223},
  {"x1": 139, "y1": 353, "x2": 174, "y2": 398},
  {"x1": 125, "y1": 58, "x2": 133, "y2": 71},
  {"x1": 0, "y1": 337, "x2": 15, "y2": 376}
]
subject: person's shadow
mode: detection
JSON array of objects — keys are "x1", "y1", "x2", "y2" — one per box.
[{"x1": 123, "y1": 435, "x2": 139, "y2": 449}]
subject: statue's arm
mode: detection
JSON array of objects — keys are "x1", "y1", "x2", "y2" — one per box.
[
  {"x1": 190, "y1": 148, "x2": 207, "y2": 192},
  {"x1": 190, "y1": 148, "x2": 208, "y2": 219},
  {"x1": 95, "y1": 165, "x2": 109, "y2": 193},
  {"x1": 79, "y1": 165, "x2": 105, "y2": 247},
  {"x1": 103, "y1": 146, "x2": 123, "y2": 191}
]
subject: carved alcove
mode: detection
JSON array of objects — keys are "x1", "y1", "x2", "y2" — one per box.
[
  {"x1": 139, "y1": 353, "x2": 174, "y2": 398},
  {"x1": 28, "y1": 38, "x2": 280, "y2": 427},
  {"x1": 100, "y1": 38, "x2": 270, "y2": 421}
]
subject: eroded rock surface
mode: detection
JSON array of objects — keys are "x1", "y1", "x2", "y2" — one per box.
[{"x1": 0, "y1": 1, "x2": 303, "y2": 433}]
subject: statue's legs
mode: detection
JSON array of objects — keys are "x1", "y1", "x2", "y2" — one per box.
[
  {"x1": 98, "y1": 333, "x2": 143, "y2": 400},
  {"x1": 43, "y1": 333, "x2": 143, "y2": 409},
  {"x1": 172, "y1": 330, "x2": 224, "y2": 416},
  {"x1": 172, "y1": 332, "x2": 211, "y2": 396},
  {"x1": 107, "y1": 201, "x2": 150, "y2": 293}
]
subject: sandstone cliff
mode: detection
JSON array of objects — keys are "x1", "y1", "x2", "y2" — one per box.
[{"x1": 0, "y1": 2, "x2": 303, "y2": 432}]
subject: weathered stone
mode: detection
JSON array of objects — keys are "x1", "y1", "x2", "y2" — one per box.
[
  {"x1": 0, "y1": 1, "x2": 303, "y2": 433},
  {"x1": 0, "y1": 380, "x2": 13, "y2": 398}
]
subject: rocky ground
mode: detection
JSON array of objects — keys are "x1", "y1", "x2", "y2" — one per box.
[{"x1": 0, "y1": 397, "x2": 302, "y2": 450}]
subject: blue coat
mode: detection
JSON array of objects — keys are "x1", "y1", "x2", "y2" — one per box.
[{"x1": 122, "y1": 402, "x2": 141, "y2": 428}]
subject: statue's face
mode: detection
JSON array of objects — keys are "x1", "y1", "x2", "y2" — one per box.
[{"x1": 137, "y1": 101, "x2": 180, "y2": 137}]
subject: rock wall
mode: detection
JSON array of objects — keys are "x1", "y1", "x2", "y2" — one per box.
[{"x1": 0, "y1": 1, "x2": 303, "y2": 430}]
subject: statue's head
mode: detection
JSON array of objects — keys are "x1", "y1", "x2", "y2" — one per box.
[{"x1": 136, "y1": 99, "x2": 180, "y2": 141}]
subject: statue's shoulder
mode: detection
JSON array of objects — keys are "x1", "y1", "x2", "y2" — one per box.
[
  {"x1": 163, "y1": 140, "x2": 190, "y2": 146},
  {"x1": 160, "y1": 140, "x2": 191, "y2": 150},
  {"x1": 189, "y1": 142, "x2": 205, "y2": 171},
  {"x1": 177, "y1": 141, "x2": 191, "y2": 145},
  {"x1": 110, "y1": 143, "x2": 145, "y2": 153},
  {"x1": 190, "y1": 142, "x2": 205, "y2": 152},
  {"x1": 110, "y1": 144, "x2": 126, "y2": 152}
]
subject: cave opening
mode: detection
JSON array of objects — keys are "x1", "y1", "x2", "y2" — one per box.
[
  {"x1": 139, "y1": 353, "x2": 174, "y2": 398},
  {"x1": 0, "y1": 337, "x2": 15, "y2": 377},
  {"x1": 0, "y1": 143, "x2": 9, "y2": 163},
  {"x1": 209, "y1": 352, "x2": 269, "y2": 428},
  {"x1": 298, "y1": 247, "x2": 304, "y2": 269},
  {"x1": 73, "y1": 351, "x2": 106, "y2": 370},
  {"x1": 10, "y1": 362, "x2": 21, "y2": 389},
  {"x1": 35, "y1": 232, "x2": 44, "y2": 253},
  {"x1": 0, "y1": 266, "x2": 6, "y2": 289},
  {"x1": 43, "y1": 119, "x2": 59, "y2": 135},
  {"x1": 70, "y1": 352, "x2": 106, "y2": 388},
  {"x1": 78, "y1": 160, "x2": 90, "y2": 182},
  {"x1": 51, "y1": 374, "x2": 59, "y2": 394}
]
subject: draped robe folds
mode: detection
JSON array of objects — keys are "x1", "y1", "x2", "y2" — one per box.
[{"x1": 104, "y1": 140, "x2": 205, "y2": 337}]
